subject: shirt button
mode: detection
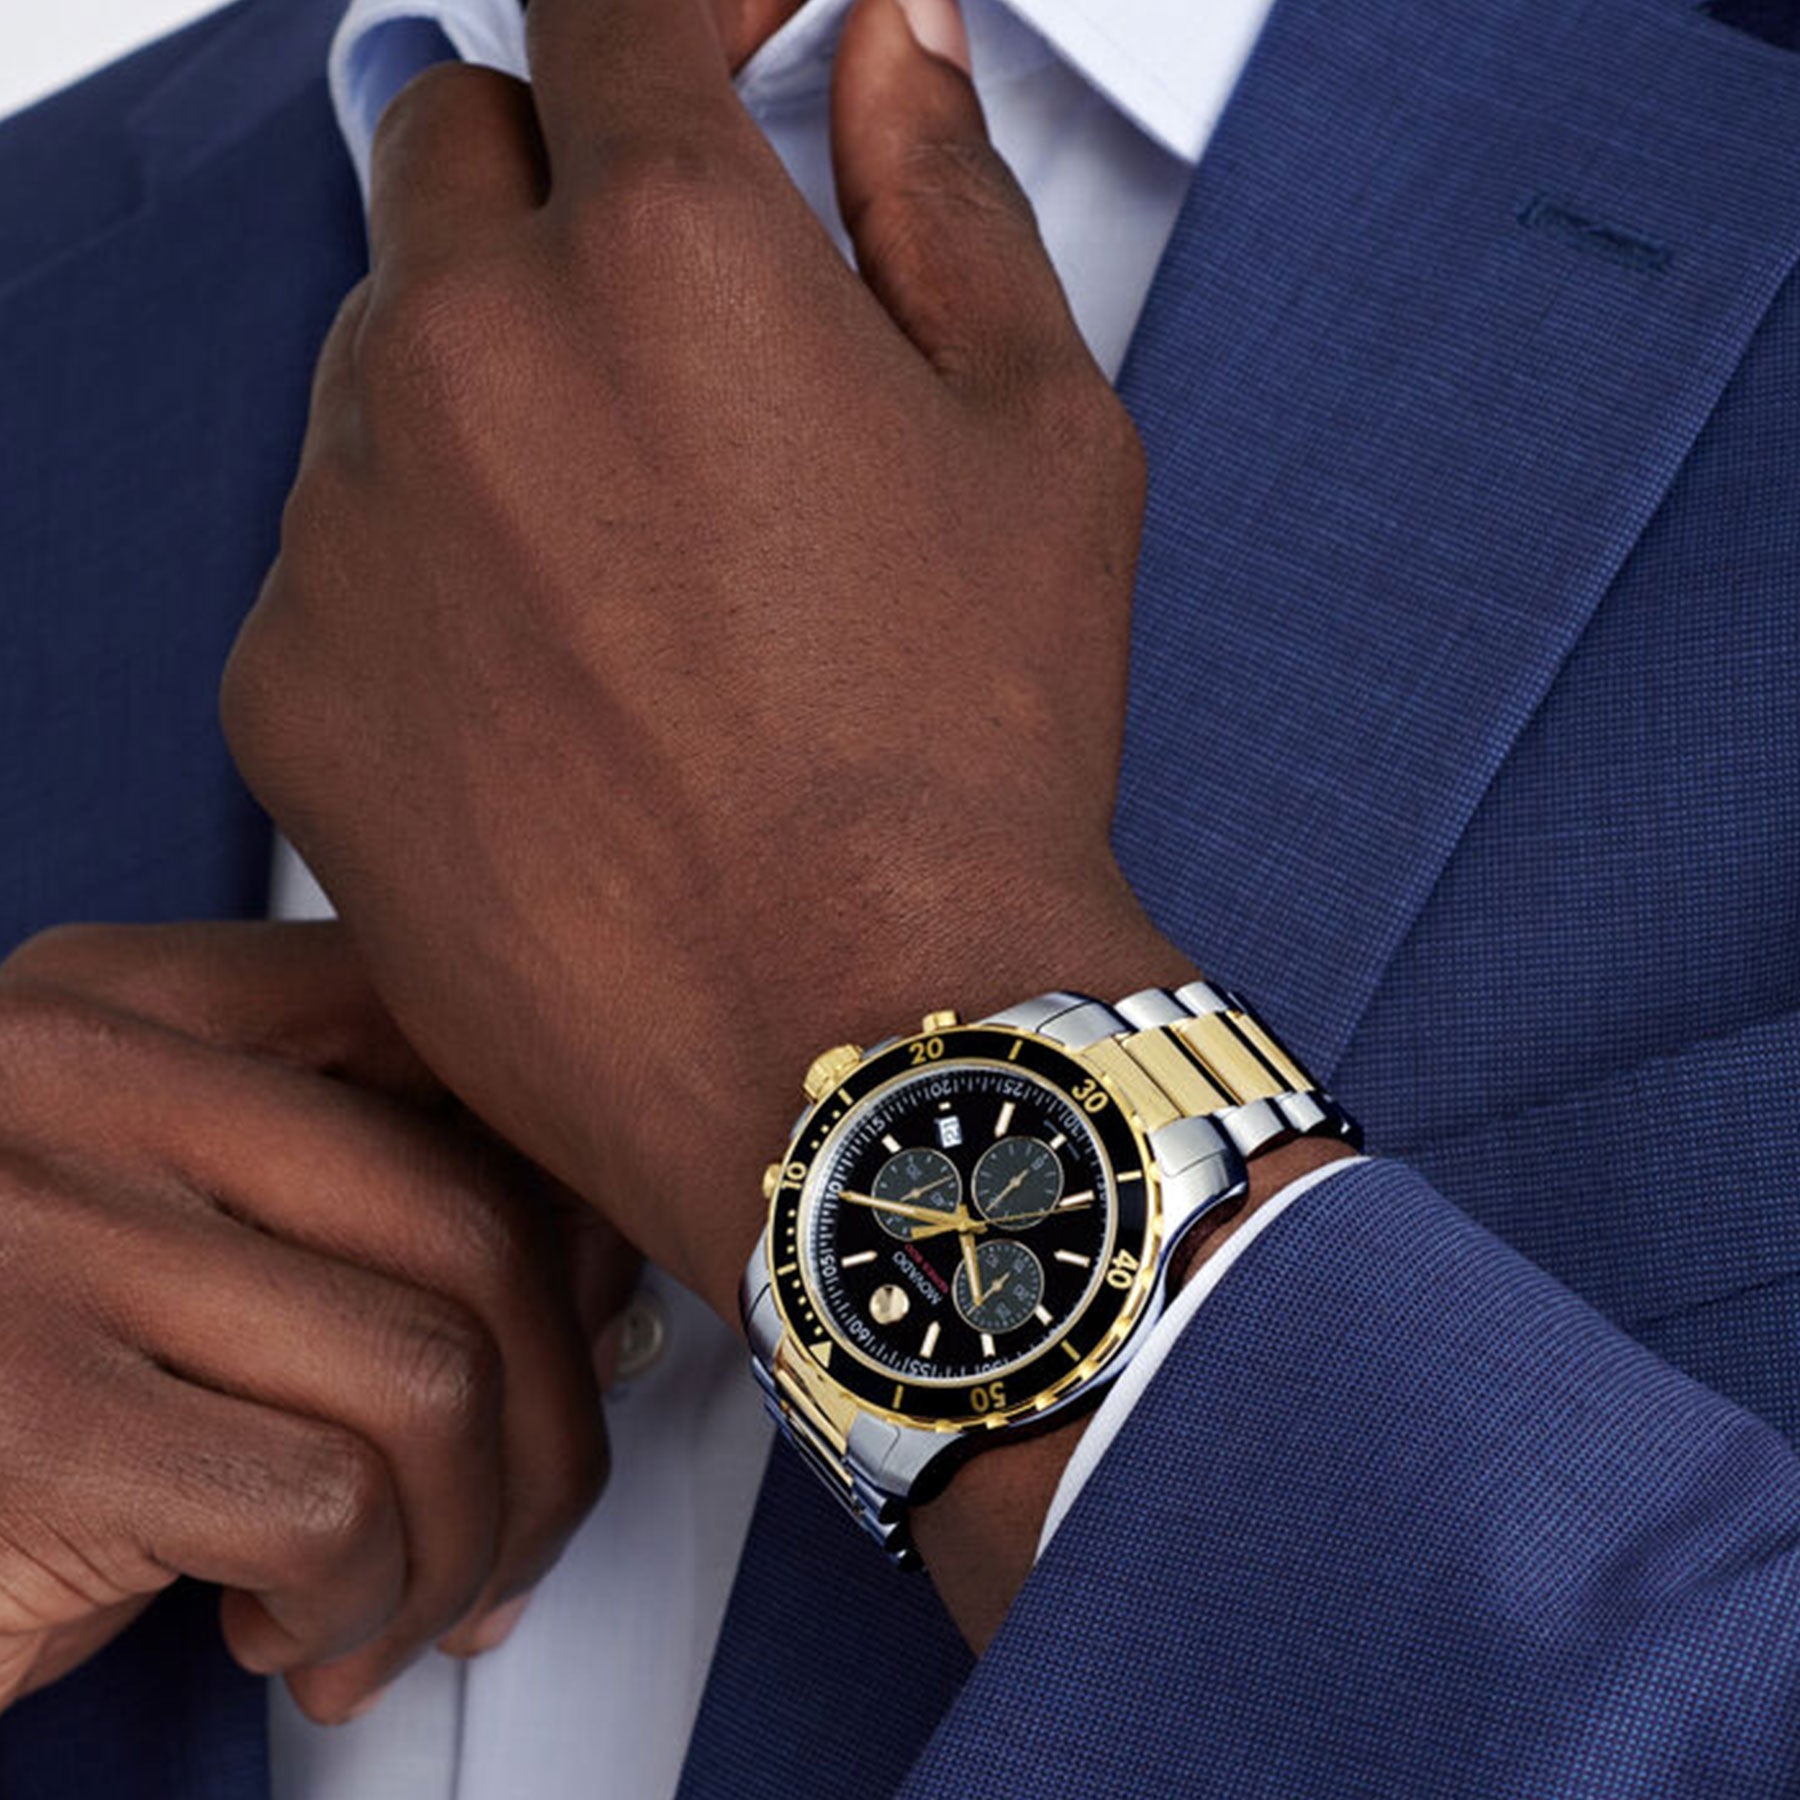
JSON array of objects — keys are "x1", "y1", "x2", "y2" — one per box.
[{"x1": 613, "y1": 1291, "x2": 669, "y2": 1382}]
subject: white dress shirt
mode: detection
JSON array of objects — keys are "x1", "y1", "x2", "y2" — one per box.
[{"x1": 270, "y1": 1, "x2": 1283, "y2": 1793}]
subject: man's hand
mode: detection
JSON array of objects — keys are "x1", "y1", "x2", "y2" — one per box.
[
  {"x1": 0, "y1": 923, "x2": 627, "y2": 1723},
  {"x1": 221, "y1": 0, "x2": 1196, "y2": 1326}
]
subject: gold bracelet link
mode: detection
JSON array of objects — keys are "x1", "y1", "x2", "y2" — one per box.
[{"x1": 1081, "y1": 1002, "x2": 1317, "y2": 1131}]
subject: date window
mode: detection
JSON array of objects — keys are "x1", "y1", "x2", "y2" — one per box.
[{"x1": 935, "y1": 1115, "x2": 964, "y2": 1149}]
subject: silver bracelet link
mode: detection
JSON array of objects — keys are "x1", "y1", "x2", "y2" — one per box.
[{"x1": 747, "y1": 982, "x2": 1357, "y2": 1568}]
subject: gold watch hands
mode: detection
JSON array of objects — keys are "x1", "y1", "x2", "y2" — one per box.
[
  {"x1": 837, "y1": 1192, "x2": 986, "y2": 1243},
  {"x1": 991, "y1": 1164, "x2": 1033, "y2": 1207},
  {"x1": 958, "y1": 1229, "x2": 987, "y2": 1308},
  {"x1": 898, "y1": 1172, "x2": 956, "y2": 1205},
  {"x1": 836, "y1": 1192, "x2": 1012, "y2": 1309}
]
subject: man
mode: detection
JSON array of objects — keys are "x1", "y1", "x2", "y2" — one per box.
[{"x1": 3, "y1": 0, "x2": 1800, "y2": 1794}]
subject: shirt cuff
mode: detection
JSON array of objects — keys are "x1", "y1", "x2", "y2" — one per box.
[{"x1": 1036, "y1": 1155, "x2": 1367, "y2": 1556}]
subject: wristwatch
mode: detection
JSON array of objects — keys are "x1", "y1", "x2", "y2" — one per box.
[{"x1": 741, "y1": 980, "x2": 1359, "y2": 1566}]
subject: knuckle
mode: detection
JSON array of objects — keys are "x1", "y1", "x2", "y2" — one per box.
[
  {"x1": 549, "y1": 1427, "x2": 609, "y2": 1534},
  {"x1": 440, "y1": 1196, "x2": 539, "y2": 1319},
  {"x1": 848, "y1": 136, "x2": 1028, "y2": 286},
  {"x1": 216, "y1": 624, "x2": 269, "y2": 782},
  {"x1": 358, "y1": 264, "x2": 520, "y2": 416},
  {"x1": 1028, "y1": 358, "x2": 1134, "y2": 458},
  {"x1": 601, "y1": 127, "x2": 742, "y2": 208},
  {"x1": 369, "y1": 60, "x2": 480, "y2": 170},
  {"x1": 897, "y1": 134, "x2": 1024, "y2": 225},
  {"x1": 562, "y1": 128, "x2": 755, "y2": 272},
  {"x1": 268, "y1": 465, "x2": 358, "y2": 601},
  {"x1": 413, "y1": 1151, "x2": 533, "y2": 1272},
  {"x1": 219, "y1": 583, "x2": 307, "y2": 792},
  {"x1": 0, "y1": 924, "x2": 111, "y2": 987},
  {"x1": 0, "y1": 983, "x2": 136, "y2": 1092},
  {"x1": 387, "y1": 1296, "x2": 502, "y2": 1442},
  {"x1": 278, "y1": 1429, "x2": 391, "y2": 1572}
]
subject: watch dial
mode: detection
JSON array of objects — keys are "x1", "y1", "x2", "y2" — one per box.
[{"x1": 803, "y1": 1064, "x2": 1114, "y2": 1385}]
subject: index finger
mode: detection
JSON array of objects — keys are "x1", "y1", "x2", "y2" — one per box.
[
  {"x1": 1, "y1": 921, "x2": 441, "y2": 1102},
  {"x1": 526, "y1": 0, "x2": 742, "y2": 178}
]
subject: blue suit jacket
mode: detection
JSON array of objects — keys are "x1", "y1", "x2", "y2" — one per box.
[{"x1": 3, "y1": 0, "x2": 1799, "y2": 1792}]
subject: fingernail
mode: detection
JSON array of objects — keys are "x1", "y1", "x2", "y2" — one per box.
[
  {"x1": 344, "y1": 1683, "x2": 394, "y2": 1724},
  {"x1": 895, "y1": 0, "x2": 972, "y2": 74},
  {"x1": 465, "y1": 1591, "x2": 533, "y2": 1656}
]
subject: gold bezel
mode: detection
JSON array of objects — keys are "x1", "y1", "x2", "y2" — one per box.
[{"x1": 763, "y1": 1022, "x2": 1165, "y2": 1436}]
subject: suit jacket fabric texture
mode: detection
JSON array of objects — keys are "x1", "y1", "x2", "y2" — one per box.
[{"x1": 1, "y1": 0, "x2": 1799, "y2": 1793}]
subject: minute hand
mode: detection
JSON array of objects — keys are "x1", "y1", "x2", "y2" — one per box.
[
  {"x1": 957, "y1": 1228, "x2": 987, "y2": 1307},
  {"x1": 838, "y1": 1192, "x2": 985, "y2": 1239}
]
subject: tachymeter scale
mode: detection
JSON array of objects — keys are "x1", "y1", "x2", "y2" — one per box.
[{"x1": 803, "y1": 1063, "x2": 1115, "y2": 1386}]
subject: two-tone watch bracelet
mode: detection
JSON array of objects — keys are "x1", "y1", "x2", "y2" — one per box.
[{"x1": 743, "y1": 980, "x2": 1360, "y2": 1566}]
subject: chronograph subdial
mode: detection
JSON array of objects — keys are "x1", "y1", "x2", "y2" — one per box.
[
  {"x1": 972, "y1": 1135, "x2": 1064, "y2": 1229},
  {"x1": 951, "y1": 1239, "x2": 1046, "y2": 1336},
  {"x1": 869, "y1": 1146, "x2": 962, "y2": 1240}
]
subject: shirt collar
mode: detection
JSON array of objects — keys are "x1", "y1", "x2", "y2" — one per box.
[
  {"x1": 1015, "y1": 0, "x2": 1270, "y2": 163},
  {"x1": 331, "y1": 0, "x2": 1268, "y2": 193}
]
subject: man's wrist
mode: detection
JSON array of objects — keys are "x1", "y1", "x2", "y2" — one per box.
[
  {"x1": 714, "y1": 869, "x2": 1351, "y2": 1642},
  {"x1": 689, "y1": 868, "x2": 1200, "y2": 1323}
]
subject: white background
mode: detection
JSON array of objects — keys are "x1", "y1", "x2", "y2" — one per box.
[{"x1": 0, "y1": 0, "x2": 226, "y2": 122}]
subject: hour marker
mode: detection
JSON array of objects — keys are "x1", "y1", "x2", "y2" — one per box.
[
  {"x1": 1054, "y1": 1250, "x2": 1091, "y2": 1268},
  {"x1": 775, "y1": 1260, "x2": 798, "y2": 1275},
  {"x1": 841, "y1": 1250, "x2": 877, "y2": 1268},
  {"x1": 1034, "y1": 1304, "x2": 1054, "y2": 1326},
  {"x1": 1048, "y1": 1132, "x2": 1067, "y2": 1151},
  {"x1": 1061, "y1": 1340, "x2": 1082, "y2": 1363},
  {"x1": 1118, "y1": 1170, "x2": 1143, "y2": 1183},
  {"x1": 936, "y1": 1114, "x2": 964, "y2": 1149},
  {"x1": 1057, "y1": 1190, "x2": 1095, "y2": 1211},
  {"x1": 920, "y1": 1320, "x2": 941, "y2": 1360},
  {"x1": 870, "y1": 1284, "x2": 910, "y2": 1325},
  {"x1": 1007, "y1": 1041, "x2": 1023, "y2": 1062},
  {"x1": 881, "y1": 1133, "x2": 902, "y2": 1153},
  {"x1": 993, "y1": 1101, "x2": 1016, "y2": 1138},
  {"x1": 891, "y1": 1382, "x2": 906, "y2": 1408},
  {"x1": 980, "y1": 1333, "x2": 997, "y2": 1358}
]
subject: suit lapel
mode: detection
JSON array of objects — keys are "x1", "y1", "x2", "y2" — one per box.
[
  {"x1": 0, "y1": 0, "x2": 362, "y2": 952},
  {"x1": 1111, "y1": 0, "x2": 1800, "y2": 1075}
]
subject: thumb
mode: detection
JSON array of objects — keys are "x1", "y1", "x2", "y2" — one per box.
[{"x1": 831, "y1": 0, "x2": 1086, "y2": 401}]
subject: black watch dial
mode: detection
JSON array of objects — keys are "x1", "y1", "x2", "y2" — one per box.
[{"x1": 801, "y1": 1062, "x2": 1115, "y2": 1387}]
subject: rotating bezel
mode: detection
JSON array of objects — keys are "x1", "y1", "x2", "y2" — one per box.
[{"x1": 765, "y1": 1025, "x2": 1161, "y2": 1431}]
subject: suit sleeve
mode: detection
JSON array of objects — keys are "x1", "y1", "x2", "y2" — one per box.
[{"x1": 899, "y1": 1158, "x2": 1800, "y2": 1799}]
